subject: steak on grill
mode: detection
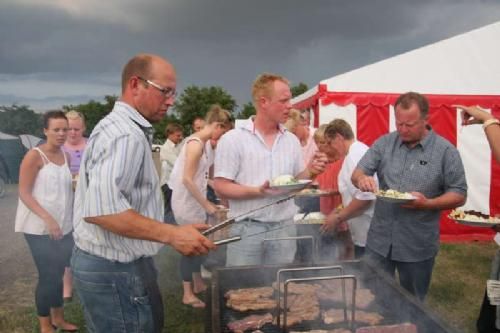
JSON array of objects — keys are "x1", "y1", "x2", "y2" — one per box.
[
  {"x1": 322, "y1": 308, "x2": 384, "y2": 325},
  {"x1": 227, "y1": 313, "x2": 273, "y2": 333},
  {"x1": 355, "y1": 323, "x2": 417, "y2": 333},
  {"x1": 226, "y1": 297, "x2": 277, "y2": 312},
  {"x1": 225, "y1": 287, "x2": 274, "y2": 301}
]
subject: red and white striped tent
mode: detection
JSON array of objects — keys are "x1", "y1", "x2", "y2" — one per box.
[{"x1": 292, "y1": 21, "x2": 500, "y2": 242}]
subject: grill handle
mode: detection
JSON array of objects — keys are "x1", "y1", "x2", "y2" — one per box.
[
  {"x1": 281, "y1": 275, "x2": 357, "y2": 332},
  {"x1": 276, "y1": 265, "x2": 344, "y2": 329}
]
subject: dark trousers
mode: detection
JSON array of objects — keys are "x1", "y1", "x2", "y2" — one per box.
[
  {"x1": 24, "y1": 233, "x2": 74, "y2": 316},
  {"x1": 477, "y1": 289, "x2": 500, "y2": 332},
  {"x1": 365, "y1": 247, "x2": 435, "y2": 301},
  {"x1": 180, "y1": 255, "x2": 205, "y2": 282}
]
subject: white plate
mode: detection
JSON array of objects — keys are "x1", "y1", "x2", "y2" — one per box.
[
  {"x1": 269, "y1": 179, "x2": 312, "y2": 191},
  {"x1": 295, "y1": 189, "x2": 333, "y2": 197},
  {"x1": 375, "y1": 193, "x2": 416, "y2": 203},
  {"x1": 451, "y1": 217, "x2": 500, "y2": 228}
]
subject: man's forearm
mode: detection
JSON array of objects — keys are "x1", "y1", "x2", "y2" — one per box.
[
  {"x1": 213, "y1": 178, "x2": 261, "y2": 200},
  {"x1": 425, "y1": 192, "x2": 466, "y2": 210}
]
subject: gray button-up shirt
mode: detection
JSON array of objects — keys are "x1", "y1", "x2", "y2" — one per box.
[{"x1": 358, "y1": 129, "x2": 467, "y2": 262}]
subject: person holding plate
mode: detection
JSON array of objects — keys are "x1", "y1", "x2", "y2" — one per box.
[
  {"x1": 213, "y1": 73, "x2": 328, "y2": 267},
  {"x1": 351, "y1": 92, "x2": 467, "y2": 300}
]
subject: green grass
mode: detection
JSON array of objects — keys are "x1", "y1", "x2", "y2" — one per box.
[{"x1": 0, "y1": 242, "x2": 497, "y2": 332}]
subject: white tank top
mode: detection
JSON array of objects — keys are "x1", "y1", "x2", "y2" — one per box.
[
  {"x1": 15, "y1": 148, "x2": 74, "y2": 235},
  {"x1": 169, "y1": 137, "x2": 213, "y2": 225}
]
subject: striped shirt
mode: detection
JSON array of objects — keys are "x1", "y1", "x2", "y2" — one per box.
[
  {"x1": 358, "y1": 128, "x2": 467, "y2": 262},
  {"x1": 214, "y1": 118, "x2": 304, "y2": 222},
  {"x1": 73, "y1": 101, "x2": 164, "y2": 262}
]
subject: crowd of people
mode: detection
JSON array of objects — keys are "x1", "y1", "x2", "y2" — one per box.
[{"x1": 13, "y1": 52, "x2": 500, "y2": 333}]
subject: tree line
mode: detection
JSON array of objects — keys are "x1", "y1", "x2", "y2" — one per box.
[{"x1": 0, "y1": 83, "x2": 308, "y2": 142}]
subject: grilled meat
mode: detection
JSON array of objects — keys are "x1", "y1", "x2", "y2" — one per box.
[
  {"x1": 225, "y1": 287, "x2": 274, "y2": 301},
  {"x1": 322, "y1": 308, "x2": 384, "y2": 325},
  {"x1": 227, "y1": 297, "x2": 277, "y2": 312},
  {"x1": 227, "y1": 313, "x2": 273, "y2": 333},
  {"x1": 356, "y1": 323, "x2": 417, "y2": 333}
]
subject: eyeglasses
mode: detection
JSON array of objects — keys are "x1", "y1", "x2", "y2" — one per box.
[{"x1": 138, "y1": 76, "x2": 177, "y2": 99}]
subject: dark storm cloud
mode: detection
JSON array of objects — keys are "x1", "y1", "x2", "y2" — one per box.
[{"x1": 0, "y1": 0, "x2": 500, "y2": 110}]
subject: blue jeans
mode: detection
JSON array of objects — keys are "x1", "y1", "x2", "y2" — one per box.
[
  {"x1": 226, "y1": 220, "x2": 297, "y2": 266},
  {"x1": 71, "y1": 247, "x2": 163, "y2": 333},
  {"x1": 364, "y1": 247, "x2": 435, "y2": 301}
]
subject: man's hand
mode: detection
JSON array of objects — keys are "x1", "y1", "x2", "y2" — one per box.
[
  {"x1": 401, "y1": 192, "x2": 428, "y2": 209},
  {"x1": 357, "y1": 175, "x2": 377, "y2": 193},
  {"x1": 321, "y1": 212, "x2": 342, "y2": 234},
  {"x1": 259, "y1": 180, "x2": 285, "y2": 196},
  {"x1": 168, "y1": 224, "x2": 216, "y2": 256},
  {"x1": 308, "y1": 151, "x2": 329, "y2": 177}
]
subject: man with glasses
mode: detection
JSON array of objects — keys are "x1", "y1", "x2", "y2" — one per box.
[
  {"x1": 351, "y1": 92, "x2": 467, "y2": 301},
  {"x1": 71, "y1": 53, "x2": 215, "y2": 332}
]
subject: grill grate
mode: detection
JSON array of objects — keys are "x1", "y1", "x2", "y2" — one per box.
[{"x1": 207, "y1": 260, "x2": 462, "y2": 333}]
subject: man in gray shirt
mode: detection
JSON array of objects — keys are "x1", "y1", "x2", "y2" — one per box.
[{"x1": 351, "y1": 92, "x2": 467, "y2": 301}]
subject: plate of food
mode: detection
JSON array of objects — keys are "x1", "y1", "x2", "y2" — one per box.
[
  {"x1": 269, "y1": 175, "x2": 312, "y2": 191},
  {"x1": 375, "y1": 189, "x2": 416, "y2": 203},
  {"x1": 293, "y1": 212, "x2": 326, "y2": 224},
  {"x1": 449, "y1": 209, "x2": 500, "y2": 227},
  {"x1": 295, "y1": 188, "x2": 335, "y2": 197}
]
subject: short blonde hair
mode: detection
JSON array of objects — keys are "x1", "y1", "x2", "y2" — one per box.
[
  {"x1": 252, "y1": 73, "x2": 289, "y2": 104},
  {"x1": 313, "y1": 124, "x2": 328, "y2": 142},
  {"x1": 205, "y1": 104, "x2": 232, "y2": 127},
  {"x1": 284, "y1": 109, "x2": 302, "y2": 133},
  {"x1": 65, "y1": 110, "x2": 85, "y2": 123}
]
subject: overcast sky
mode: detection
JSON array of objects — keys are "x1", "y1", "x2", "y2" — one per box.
[{"x1": 1, "y1": 0, "x2": 500, "y2": 112}]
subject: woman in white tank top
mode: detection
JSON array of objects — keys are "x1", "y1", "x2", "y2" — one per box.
[
  {"x1": 168, "y1": 105, "x2": 232, "y2": 308},
  {"x1": 14, "y1": 111, "x2": 77, "y2": 333}
]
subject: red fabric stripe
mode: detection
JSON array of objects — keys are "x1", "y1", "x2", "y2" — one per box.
[
  {"x1": 490, "y1": 106, "x2": 500, "y2": 217},
  {"x1": 356, "y1": 104, "x2": 390, "y2": 146},
  {"x1": 428, "y1": 105, "x2": 457, "y2": 146}
]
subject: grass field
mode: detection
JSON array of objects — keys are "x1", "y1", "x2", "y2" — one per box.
[{"x1": 0, "y1": 242, "x2": 497, "y2": 333}]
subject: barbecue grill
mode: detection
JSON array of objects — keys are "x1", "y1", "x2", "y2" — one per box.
[{"x1": 206, "y1": 260, "x2": 462, "y2": 333}]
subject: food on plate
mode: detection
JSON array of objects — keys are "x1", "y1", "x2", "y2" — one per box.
[
  {"x1": 322, "y1": 308, "x2": 384, "y2": 325},
  {"x1": 271, "y1": 174, "x2": 299, "y2": 186},
  {"x1": 449, "y1": 209, "x2": 500, "y2": 222},
  {"x1": 376, "y1": 189, "x2": 414, "y2": 200},
  {"x1": 294, "y1": 212, "x2": 326, "y2": 224},
  {"x1": 355, "y1": 323, "x2": 417, "y2": 333},
  {"x1": 227, "y1": 313, "x2": 273, "y2": 332}
]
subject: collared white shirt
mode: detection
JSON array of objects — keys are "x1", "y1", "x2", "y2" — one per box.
[
  {"x1": 73, "y1": 101, "x2": 164, "y2": 262},
  {"x1": 338, "y1": 141, "x2": 376, "y2": 247},
  {"x1": 160, "y1": 138, "x2": 180, "y2": 186},
  {"x1": 214, "y1": 118, "x2": 304, "y2": 222}
]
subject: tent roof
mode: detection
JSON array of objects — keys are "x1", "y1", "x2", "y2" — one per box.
[
  {"x1": 0, "y1": 131, "x2": 17, "y2": 140},
  {"x1": 293, "y1": 21, "x2": 500, "y2": 106}
]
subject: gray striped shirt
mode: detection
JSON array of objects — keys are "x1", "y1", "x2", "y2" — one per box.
[
  {"x1": 73, "y1": 101, "x2": 164, "y2": 262},
  {"x1": 358, "y1": 128, "x2": 467, "y2": 262}
]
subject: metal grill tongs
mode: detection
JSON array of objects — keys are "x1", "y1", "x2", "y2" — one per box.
[{"x1": 202, "y1": 193, "x2": 298, "y2": 239}]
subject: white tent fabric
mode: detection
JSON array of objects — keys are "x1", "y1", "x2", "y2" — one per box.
[
  {"x1": 292, "y1": 21, "x2": 500, "y2": 239},
  {"x1": 0, "y1": 131, "x2": 18, "y2": 140},
  {"x1": 19, "y1": 134, "x2": 42, "y2": 149}
]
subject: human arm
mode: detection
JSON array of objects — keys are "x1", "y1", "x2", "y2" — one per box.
[
  {"x1": 84, "y1": 210, "x2": 215, "y2": 256},
  {"x1": 321, "y1": 198, "x2": 372, "y2": 233},
  {"x1": 213, "y1": 177, "x2": 271, "y2": 200},
  {"x1": 18, "y1": 149, "x2": 62, "y2": 239},
  {"x1": 296, "y1": 151, "x2": 329, "y2": 180},
  {"x1": 351, "y1": 167, "x2": 378, "y2": 192},
  {"x1": 182, "y1": 139, "x2": 217, "y2": 215},
  {"x1": 454, "y1": 105, "x2": 500, "y2": 163}
]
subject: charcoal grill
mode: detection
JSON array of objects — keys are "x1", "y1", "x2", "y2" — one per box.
[{"x1": 206, "y1": 260, "x2": 462, "y2": 333}]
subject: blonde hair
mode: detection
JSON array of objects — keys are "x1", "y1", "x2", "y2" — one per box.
[
  {"x1": 65, "y1": 110, "x2": 85, "y2": 122},
  {"x1": 313, "y1": 124, "x2": 328, "y2": 142},
  {"x1": 251, "y1": 73, "x2": 289, "y2": 104},
  {"x1": 284, "y1": 109, "x2": 302, "y2": 133},
  {"x1": 205, "y1": 104, "x2": 232, "y2": 126}
]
